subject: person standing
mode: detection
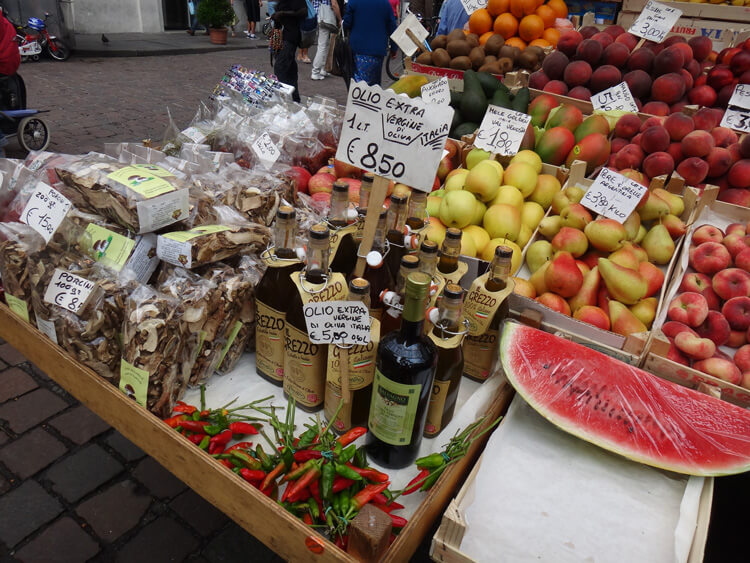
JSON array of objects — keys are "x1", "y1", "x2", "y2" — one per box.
[
  {"x1": 245, "y1": 0, "x2": 262, "y2": 38},
  {"x1": 187, "y1": 0, "x2": 206, "y2": 35},
  {"x1": 436, "y1": 0, "x2": 469, "y2": 36},
  {"x1": 343, "y1": 0, "x2": 397, "y2": 86},
  {"x1": 272, "y1": 0, "x2": 307, "y2": 102},
  {"x1": 311, "y1": 0, "x2": 341, "y2": 80}
]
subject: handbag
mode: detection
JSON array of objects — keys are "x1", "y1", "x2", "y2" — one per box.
[
  {"x1": 318, "y1": 3, "x2": 338, "y2": 33},
  {"x1": 328, "y1": 28, "x2": 354, "y2": 86}
]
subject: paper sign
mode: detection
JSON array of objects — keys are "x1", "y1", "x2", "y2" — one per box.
[
  {"x1": 252, "y1": 132, "x2": 281, "y2": 169},
  {"x1": 581, "y1": 168, "x2": 648, "y2": 223},
  {"x1": 421, "y1": 78, "x2": 450, "y2": 106},
  {"x1": 728, "y1": 84, "x2": 750, "y2": 110},
  {"x1": 460, "y1": 0, "x2": 488, "y2": 16},
  {"x1": 390, "y1": 13, "x2": 429, "y2": 57},
  {"x1": 591, "y1": 82, "x2": 638, "y2": 112},
  {"x1": 721, "y1": 106, "x2": 750, "y2": 133},
  {"x1": 628, "y1": 0, "x2": 682, "y2": 44},
  {"x1": 336, "y1": 82, "x2": 454, "y2": 192},
  {"x1": 43, "y1": 269, "x2": 96, "y2": 315},
  {"x1": 303, "y1": 301, "x2": 371, "y2": 346},
  {"x1": 474, "y1": 105, "x2": 532, "y2": 156},
  {"x1": 19, "y1": 182, "x2": 72, "y2": 243}
]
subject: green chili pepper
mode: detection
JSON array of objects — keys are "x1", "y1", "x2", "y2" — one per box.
[
  {"x1": 282, "y1": 447, "x2": 294, "y2": 470},
  {"x1": 333, "y1": 492, "x2": 341, "y2": 515},
  {"x1": 256, "y1": 444, "x2": 273, "y2": 472},
  {"x1": 420, "y1": 465, "x2": 446, "y2": 492},
  {"x1": 321, "y1": 462, "x2": 335, "y2": 503},
  {"x1": 191, "y1": 411, "x2": 201, "y2": 421},
  {"x1": 203, "y1": 424, "x2": 224, "y2": 436},
  {"x1": 297, "y1": 426, "x2": 318, "y2": 449},
  {"x1": 339, "y1": 444, "x2": 356, "y2": 464},
  {"x1": 285, "y1": 459, "x2": 316, "y2": 481},
  {"x1": 334, "y1": 463, "x2": 363, "y2": 481},
  {"x1": 230, "y1": 450, "x2": 262, "y2": 470},
  {"x1": 309, "y1": 500, "x2": 320, "y2": 521},
  {"x1": 340, "y1": 488, "x2": 350, "y2": 515},
  {"x1": 198, "y1": 435, "x2": 210, "y2": 450},
  {"x1": 416, "y1": 452, "x2": 446, "y2": 470},
  {"x1": 354, "y1": 446, "x2": 367, "y2": 468},
  {"x1": 334, "y1": 442, "x2": 343, "y2": 458}
]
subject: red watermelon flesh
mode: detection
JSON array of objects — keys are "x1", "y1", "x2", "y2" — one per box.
[{"x1": 500, "y1": 322, "x2": 750, "y2": 476}]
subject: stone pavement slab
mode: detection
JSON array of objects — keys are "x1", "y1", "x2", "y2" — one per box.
[
  {"x1": 76, "y1": 480, "x2": 152, "y2": 542},
  {"x1": 0, "y1": 389, "x2": 69, "y2": 435},
  {"x1": 0, "y1": 369, "x2": 38, "y2": 404},
  {"x1": 0, "y1": 481, "x2": 63, "y2": 547},
  {"x1": 13, "y1": 517, "x2": 100, "y2": 563},
  {"x1": 114, "y1": 517, "x2": 199, "y2": 563},
  {"x1": 0, "y1": 428, "x2": 67, "y2": 479},
  {"x1": 169, "y1": 490, "x2": 228, "y2": 538},
  {"x1": 131, "y1": 457, "x2": 187, "y2": 500},
  {"x1": 74, "y1": 31, "x2": 268, "y2": 57},
  {"x1": 49, "y1": 405, "x2": 110, "y2": 445},
  {"x1": 43, "y1": 444, "x2": 123, "y2": 502},
  {"x1": 104, "y1": 432, "x2": 146, "y2": 463}
]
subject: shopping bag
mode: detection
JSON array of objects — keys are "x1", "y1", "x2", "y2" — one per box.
[
  {"x1": 300, "y1": 17, "x2": 318, "y2": 48},
  {"x1": 318, "y1": 4, "x2": 338, "y2": 33},
  {"x1": 328, "y1": 28, "x2": 354, "y2": 86}
]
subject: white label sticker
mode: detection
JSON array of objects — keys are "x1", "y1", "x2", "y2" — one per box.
[
  {"x1": 135, "y1": 188, "x2": 189, "y2": 233},
  {"x1": 421, "y1": 77, "x2": 450, "y2": 106},
  {"x1": 36, "y1": 316, "x2": 58, "y2": 344},
  {"x1": 628, "y1": 0, "x2": 682, "y2": 44},
  {"x1": 581, "y1": 168, "x2": 648, "y2": 223},
  {"x1": 460, "y1": 0, "x2": 488, "y2": 16},
  {"x1": 156, "y1": 236, "x2": 193, "y2": 269},
  {"x1": 390, "y1": 13, "x2": 430, "y2": 57},
  {"x1": 125, "y1": 234, "x2": 160, "y2": 283},
  {"x1": 728, "y1": 84, "x2": 750, "y2": 110},
  {"x1": 591, "y1": 82, "x2": 639, "y2": 112},
  {"x1": 43, "y1": 269, "x2": 96, "y2": 315},
  {"x1": 181, "y1": 126, "x2": 208, "y2": 144},
  {"x1": 474, "y1": 105, "x2": 532, "y2": 156},
  {"x1": 303, "y1": 301, "x2": 371, "y2": 346},
  {"x1": 251, "y1": 132, "x2": 281, "y2": 169},
  {"x1": 336, "y1": 81, "x2": 454, "y2": 192},
  {"x1": 721, "y1": 106, "x2": 750, "y2": 133},
  {"x1": 19, "y1": 182, "x2": 72, "y2": 243}
]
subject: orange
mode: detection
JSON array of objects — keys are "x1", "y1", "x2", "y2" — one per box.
[
  {"x1": 505, "y1": 36, "x2": 527, "y2": 49},
  {"x1": 493, "y1": 13, "x2": 518, "y2": 39},
  {"x1": 469, "y1": 8, "x2": 493, "y2": 35},
  {"x1": 542, "y1": 27, "x2": 560, "y2": 46},
  {"x1": 519, "y1": 14, "x2": 544, "y2": 42},
  {"x1": 547, "y1": 0, "x2": 568, "y2": 19},
  {"x1": 479, "y1": 31, "x2": 496, "y2": 45},
  {"x1": 510, "y1": 0, "x2": 536, "y2": 18},
  {"x1": 487, "y1": 0, "x2": 510, "y2": 17},
  {"x1": 529, "y1": 38, "x2": 551, "y2": 48},
  {"x1": 535, "y1": 5, "x2": 556, "y2": 28},
  {"x1": 535, "y1": 0, "x2": 545, "y2": 6}
]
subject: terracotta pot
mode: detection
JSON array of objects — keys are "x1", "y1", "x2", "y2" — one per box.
[{"x1": 209, "y1": 28, "x2": 228, "y2": 45}]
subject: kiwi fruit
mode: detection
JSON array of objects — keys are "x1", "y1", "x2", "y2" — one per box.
[
  {"x1": 431, "y1": 48, "x2": 451, "y2": 68},
  {"x1": 484, "y1": 35, "x2": 505, "y2": 57},
  {"x1": 416, "y1": 51, "x2": 433, "y2": 65},
  {"x1": 526, "y1": 46, "x2": 545, "y2": 59},
  {"x1": 478, "y1": 62, "x2": 498, "y2": 73},
  {"x1": 498, "y1": 57, "x2": 514, "y2": 73},
  {"x1": 469, "y1": 47, "x2": 486, "y2": 70},
  {"x1": 518, "y1": 51, "x2": 538, "y2": 70},
  {"x1": 465, "y1": 33, "x2": 480, "y2": 49},
  {"x1": 430, "y1": 34, "x2": 448, "y2": 50},
  {"x1": 498, "y1": 45, "x2": 516, "y2": 62},
  {"x1": 450, "y1": 56, "x2": 472, "y2": 70},
  {"x1": 446, "y1": 40, "x2": 471, "y2": 58},
  {"x1": 447, "y1": 29, "x2": 466, "y2": 43},
  {"x1": 484, "y1": 55, "x2": 497, "y2": 65}
]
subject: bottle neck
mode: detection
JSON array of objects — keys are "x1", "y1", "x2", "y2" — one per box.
[
  {"x1": 387, "y1": 202, "x2": 408, "y2": 240},
  {"x1": 419, "y1": 252, "x2": 437, "y2": 279},
  {"x1": 329, "y1": 190, "x2": 349, "y2": 227},
  {"x1": 486, "y1": 258, "x2": 511, "y2": 291},
  {"x1": 349, "y1": 290, "x2": 370, "y2": 309},
  {"x1": 305, "y1": 242, "x2": 330, "y2": 284},
  {"x1": 274, "y1": 219, "x2": 297, "y2": 260},
  {"x1": 400, "y1": 290, "x2": 427, "y2": 339},
  {"x1": 372, "y1": 216, "x2": 388, "y2": 253},
  {"x1": 407, "y1": 194, "x2": 427, "y2": 227}
]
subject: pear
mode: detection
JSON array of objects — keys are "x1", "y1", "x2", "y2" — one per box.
[
  {"x1": 526, "y1": 240, "x2": 553, "y2": 273},
  {"x1": 641, "y1": 223, "x2": 675, "y2": 265},
  {"x1": 630, "y1": 244, "x2": 649, "y2": 262},
  {"x1": 629, "y1": 297, "x2": 658, "y2": 328},
  {"x1": 560, "y1": 203, "x2": 593, "y2": 230},
  {"x1": 633, "y1": 224, "x2": 647, "y2": 244},
  {"x1": 608, "y1": 244, "x2": 640, "y2": 270},
  {"x1": 623, "y1": 212, "x2": 641, "y2": 241},
  {"x1": 538, "y1": 215, "x2": 563, "y2": 240},
  {"x1": 637, "y1": 191, "x2": 671, "y2": 222},
  {"x1": 545, "y1": 251, "x2": 583, "y2": 298},
  {"x1": 551, "y1": 191, "x2": 571, "y2": 215},
  {"x1": 584, "y1": 218, "x2": 628, "y2": 252},
  {"x1": 661, "y1": 214, "x2": 687, "y2": 239},
  {"x1": 564, "y1": 185, "x2": 585, "y2": 204},
  {"x1": 598, "y1": 257, "x2": 648, "y2": 305},
  {"x1": 568, "y1": 266, "x2": 601, "y2": 313},
  {"x1": 652, "y1": 188, "x2": 685, "y2": 217},
  {"x1": 529, "y1": 260, "x2": 550, "y2": 295},
  {"x1": 551, "y1": 226, "x2": 588, "y2": 257},
  {"x1": 517, "y1": 224, "x2": 533, "y2": 248},
  {"x1": 609, "y1": 300, "x2": 648, "y2": 336}
]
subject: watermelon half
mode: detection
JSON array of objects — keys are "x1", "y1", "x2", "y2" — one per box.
[{"x1": 500, "y1": 322, "x2": 750, "y2": 476}]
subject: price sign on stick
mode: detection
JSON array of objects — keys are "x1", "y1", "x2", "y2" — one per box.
[
  {"x1": 251, "y1": 132, "x2": 281, "y2": 169},
  {"x1": 43, "y1": 270, "x2": 96, "y2": 315},
  {"x1": 728, "y1": 84, "x2": 750, "y2": 110},
  {"x1": 474, "y1": 105, "x2": 532, "y2": 156},
  {"x1": 421, "y1": 77, "x2": 450, "y2": 106},
  {"x1": 19, "y1": 182, "x2": 72, "y2": 243},
  {"x1": 581, "y1": 168, "x2": 648, "y2": 223},
  {"x1": 591, "y1": 82, "x2": 639, "y2": 112},
  {"x1": 336, "y1": 81, "x2": 454, "y2": 192},
  {"x1": 390, "y1": 13, "x2": 429, "y2": 57},
  {"x1": 303, "y1": 301, "x2": 371, "y2": 346},
  {"x1": 460, "y1": 0, "x2": 488, "y2": 16},
  {"x1": 628, "y1": 0, "x2": 682, "y2": 44},
  {"x1": 721, "y1": 106, "x2": 750, "y2": 133}
]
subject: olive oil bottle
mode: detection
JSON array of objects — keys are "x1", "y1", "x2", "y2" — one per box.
[
  {"x1": 329, "y1": 180, "x2": 358, "y2": 277},
  {"x1": 437, "y1": 228, "x2": 462, "y2": 276},
  {"x1": 418, "y1": 240, "x2": 438, "y2": 280},
  {"x1": 405, "y1": 191, "x2": 427, "y2": 232},
  {"x1": 380, "y1": 254, "x2": 420, "y2": 337},
  {"x1": 385, "y1": 194, "x2": 414, "y2": 281},
  {"x1": 356, "y1": 207, "x2": 394, "y2": 325}
]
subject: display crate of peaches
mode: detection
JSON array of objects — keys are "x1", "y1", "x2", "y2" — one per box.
[{"x1": 643, "y1": 198, "x2": 750, "y2": 407}]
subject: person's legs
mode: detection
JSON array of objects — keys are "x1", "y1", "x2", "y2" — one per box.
[
  {"x1": 189, "y1": 0, "x2": 203, "y2": 33},
  {"x1": 311, "y1": 27, "x2": 331, "y2": 79},
  {"x1": 274, "y1": 40, "x2": 301, "y2": 102}
]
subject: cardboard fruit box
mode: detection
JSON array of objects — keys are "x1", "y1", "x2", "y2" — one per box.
[{"x1": 622, "y1": 0, "x2": 750, "y2": 24}]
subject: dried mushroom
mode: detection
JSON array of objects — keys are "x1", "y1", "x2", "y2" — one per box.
[
  {"x1": 0, "y1": 223, "x2": 46, "y2": 323},
  {"x1": 157, "y1": 223, "x2": 269, "y2": 269}
]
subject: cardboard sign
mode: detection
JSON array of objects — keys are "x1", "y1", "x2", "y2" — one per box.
[
  {"x1": 721, "y1": 106, "x2": 750, "y2": 133},
  {"x1": 252, "y1": 132, "x2": 281, "y2": 169},
  {"x1": 474, "y1": 105, "x2": 532, "y2": 156},
  {"x1": 421, "y1": 77, "x2": 450, "y2": 106},
  {"x1": 43, "y1": 269, "x2": 96, "y2": 315},
  {"x1": 336, "y1": 81, "x2": 454, "y2": 192},
  {"x1": 591, "y1": 82, "x2": 638, "y2": 112},
  {"x1": 460, "y1": 0, "x2": 488, "y2": 16},
  {"x1": 581, "y1": 168, "x2": 648, "y2": 223},
  {"x1": 390, "y1": 13, "x2": 429, "y2": 57},
  {"x1": 19, "y1": 182, "x2": 72, "y2": 243},
  {"x1": 628, "y1": 0, "x2": 682, "y2": 44},
  {"x1": 303, "y1": 301, "x2": 371, "y2": 346},
  {"x1": 728, "y1": 84, "x2": 750, "y2": 111}
]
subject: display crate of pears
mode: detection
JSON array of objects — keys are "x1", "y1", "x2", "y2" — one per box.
[{"x1": 507, "y1": 160, "x2": 716, "y2": 364}]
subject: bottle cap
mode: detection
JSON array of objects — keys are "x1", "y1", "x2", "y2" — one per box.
[
  {"x1": 403, "y1": 234, "x2": 419, "y2": 249},
  {"x1": 349, "y1": 277, "x2": 370, "y2": 295},
  {"x1": 333, "y1": 180, "x2": 349, "y2": 193},
  {"x1": 427, "y1": 307, "x2": 440, "y2": 325},
  {"x1": 366, "y1": 250, "x2": 384, "y2": 268},
  {"x1": 362, "y1": 172, "x2": 374, "y2": 184},
  {"x1": 405, "y1": 272, "x2": 431, "y2": 300},
  {"x1": 444, "y1": 283, "x2": 464, "y2": 300},
  {"x1": 401, "y1": 254, "x2": 419, "y2": 269},
  {"x1": 347, "y1": 208, "x2": 359, "y2": 221},
  {"x1": 390, "y1": 194, "x2": 408, "y2": 205},
  {"x1": 495, "y1": 245, "x2": 514, "y2": 259},
  {"x1": 380, "y1": 290, "x2": 399, "y2": 306},
  {"x1": 310, "y1": 224, "x2": 330, "y2": 240},
  {"x1": 420, "y1": 240, "x2": 438, "y2": 254},
  {"x1": 295, "y1": 247, "x2": 307, "y2": 261},
  {"x1": 445, "y1": 228, "x2": 462, "y2": 240},
  {"x1": 277, "y1": 205, "x2": 296, "y2": 220}
]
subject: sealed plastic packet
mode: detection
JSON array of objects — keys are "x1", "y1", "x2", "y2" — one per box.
[{"x1": 0, "y1": 222, "x2": 46, "y2": 324}]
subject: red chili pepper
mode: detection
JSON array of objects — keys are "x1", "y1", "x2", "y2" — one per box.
[
  {"x1": 180, "y1": 420, "x2": 211, "y2": 433},
  {"x1": 287, "y1": 486, "x2": 312, "y2": 503},
  {"x1": 286, "y1": 463, "x2": 322, "y2": 500},
  {"x1": 209, "y1": 443, "x2": 225, "y2": 455},
  {"x1": 389, "y1": 534, "x2": 396, "y2": 545},
  {"x1": 220, "y1": 459, "x2": 234, "y2": 469},
  {"x1": 350, "y1": 482, "x2": 389, "y2": 513},
  {"x1": 334, "y1": 535, "x2": 348, "y2": 550},
  {"x1": 239, "y1": 468, "x2": 266, "y2": 483},
  {"x1": 404, "y1": 468, "x2": 430, "y2": 495},
  {"x1": 225, "y1": 441, "x2": 254, "y2": 453},
  {"x1": 172, "y1": 404, "x2": 197, "y2": 415},
  {"x1": 208, "y1": 430, "x2": 232, "y2": 454},
  {"x1": 293, "y1": 449, "x2": 323, "y2": 462},
  {"x1": 332, "y1": 477, "x2": 355, "y2": 493},
  {"x1": 199, "y1": 409, "x2": 210, "y2": 418},
  {"x1": 260, "y1": 484, "x2": 274, "y2": 496},
  {"x1": 302, "y1": 513, "x2": 313, "y2": 525},
  {"x1": 229, "y1": 421, "x2": 259, "y2": 435},
  {"x1": 388, "y1": 513, "x2": 407, "y2": 528},
  {"x1": 378, "y1": 502, "x2": 404, "y2": 514},
  {"x1": 345, "y1": 463, "x2": 389, "y2": 483},
  {"x1": 187, "y1": 433, "x2": 208, "y2": 445},
  {"x1": 260, "y1": 461, "x2": 285, "y2": 491},
  {"x1": 336, "y1": 427, "x2": 367, "y2": 447},
  {"x1": 309, "y1": 480, "x2": 321, "y2": 501},
  {"x1": 164, "y1": 414, "x2": 187, "y2": 428}
]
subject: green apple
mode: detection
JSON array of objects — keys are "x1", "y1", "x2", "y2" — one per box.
[
  {"x1": 483, "y1": 203, "x2": 521, "y2": 241},
  {"x1": 465, "y1": 148, "x2": 491, "y2": 170},
  {"x1": 445, "y1": 169, "x2": 469, "y2": 191},
  {"x1": 432, "y1": 189, "x2": 446, "y2": 198},
  {"x1": 439, "y1": 190, "x2": 477, "y2": 229},
  {"x1": 471, "y1": 199, "x2": 486, "y2": 226},
  {"x1": 464, "y1": 161, "x2": 500, "y2": 203},
  {"x1": 426, "y1": 196, "x2": 442, "y2": 218}
]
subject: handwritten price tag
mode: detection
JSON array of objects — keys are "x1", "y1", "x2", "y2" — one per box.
[
  {"x1": 581, "y1": 168, "x2": 648, "y2": 223},
  {"x1": 591, "y1": 82, "x2": 638, "y2": 112},
  {"x1": 304, "y1": 301, "x2": 371, "y2": 346},
  {"x1": 721, "y1": 106, "x2": 750, "y2": 133},
  {"x1": 19, "y1": 182, "x2": 72, "y2": 243},
  {"x1": 390, "y1": 13, "x2": 429, "y2": 57},
  {"x1": 460, "y1": 0, "x2": 488, "y2": 16},
  {"x1": 336, "y1": 81, "x2": 454, "y2": 192},
  {"x1": 43, "y1": 269, "x2": 96, "y2": 315},
  {"x1": 251, "y1": 132, "x2": 281, "y2": 169},
  {"x1": 628, "y1": 0, "x2": 682, "y2": 44},
  {"x1": 474, "y1": 105, "x2": 532, "y2": 156},
  {"x1": 728, "y1": 84, "x2": 750, "y2": 110},
  {"x1": 421, "y1": 77, "x2": 450, "y2": 106}
]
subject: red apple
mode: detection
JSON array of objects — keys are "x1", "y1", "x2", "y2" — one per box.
[
  {"x1": 308, "y1": 172, "x2": 336, "y2": 195},
  {"x1": 287, "y1": 166, "x2": 312, "y2": 194}
]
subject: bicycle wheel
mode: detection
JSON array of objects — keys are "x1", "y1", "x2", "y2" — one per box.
[
  {"x1": 18, "y1": 117, "x2": 50, "y2": 152},
  {"x1": 46, "y1": 39, "x2": 70, "y2": 61},
  {"x1": 386, "y1": 51, "x2": 407, "y2": 81}
]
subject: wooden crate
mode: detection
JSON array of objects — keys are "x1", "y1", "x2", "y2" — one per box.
[{"x1": 0, "y1": 303, "x2": 515, "y2": 562}]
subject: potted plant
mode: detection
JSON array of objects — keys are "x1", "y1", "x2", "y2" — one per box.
[{"x1": 196, "y1": 0, "x2": 235, "y2": 45}]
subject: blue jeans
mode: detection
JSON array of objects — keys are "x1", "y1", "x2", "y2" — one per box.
[
  {"x1": 267, "y1": 1, "x2": 278, "y2": 16},
  {"x1": 189, "y1": 0, "x2": 205, "y2": 31}
]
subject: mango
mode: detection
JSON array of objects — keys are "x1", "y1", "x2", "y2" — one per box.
[
  {"x1": 388, "y1": 75, "x2": 429, "y2": 98},
  {"x1": 574, "y1": 114, "x2": 611, "y2": 143},
  {"x1": 528, "y1": 94, "x2": 560, "y2": 128},
  {"x1": 536, "y1": 127, "x2": 576, "y2": 166},
  {"x1": 545, "y1": 104, "x2": 584, "y2": 132},
  {"x1": 565, "y1": 133, "x2": 611, "y2": 174}
]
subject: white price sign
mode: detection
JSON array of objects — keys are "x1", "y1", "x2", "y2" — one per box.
[
  {"x1": 728, "y1": 84, "x2": 750, "y2": 110},
  {"x1": 303, "y1": 301, "x2": 371, "y2": 346},
  {"x1": 390, "y1": 13, "x2": 429, "y2": 57},
  {"x1": 336, "y1": 81, "x2": 454, "y2": 192},
  {"x1": 460, "y1": 0, "x2": 488, "y2": 16},
  {"x1": 252, "y1": 132, "x2": 281, "y2": 169},
  {"x1": 721, "y1": 106, "x2": 750, "y2": 133},
  {"x1": 591, "y1": 82, "x2": 638, "y2": 112},
  {"x1": 581, "y1": 168, "x2": 648, "y2": 223},
  {"x1": 421, "y1": 77, "x2": 450, "y2": 106},
  {"x1": 43, "y1": 269, "x2": 96, "y2": 315},
  {"x1": 628, "y1": 0, "x2": 682, "y2": 43},
  {"x1": 19, "y1": 182, "x2": 72, "y2": 243},
  {"x1": 474, "y1": 105, "x2": 532, "y2": 156}
]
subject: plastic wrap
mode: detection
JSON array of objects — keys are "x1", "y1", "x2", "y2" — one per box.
[
  {"x1": 23, "y1": 151, "x2": 80, "y2": 188},
  {"x1": 0, "y1": 222, "x2": 46, "y2": 323},
  {"x1": 0, "y1": 159, "x2": 34, "y2": 211}
]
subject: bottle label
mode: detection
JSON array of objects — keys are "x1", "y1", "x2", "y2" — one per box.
[
  {"x1": 440, "y1": 260, "x2": 469, "y2": 286},
  {"x1": 462, "y1": 274, "x2": 515, "y2": 336},
  {"x1": 290, "y1": 272, "x2": 348, "y2": 305},
  {"x1": 428, "y1": 329, "x2": 464, "y2": 350},
  {"x1": 255, "y1": 300, "x2": 286, "y2": 382},
  {"x1": 368, "y1": 369, "x2": 422, "y2": 446},
  {"x1": 329, "y1": 224, "x2": 357, "y2": 263},
  {"x1": 261, "y1": 251, "x2": 301, "y2": 269},
  {"x1": 284, "y1": 322, "x2": 326, "y2": 408},
  {"x1": 462, "y1": 329, "x2": 499, "y2": 381},
  {"x1": 424, "y1": 378, "x2": 451, "y2": 436},
  {"x1": 119, "y1": 358, "x2": 149, "y2": 407}
]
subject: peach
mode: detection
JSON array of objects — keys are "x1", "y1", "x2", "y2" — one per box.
[
  {"x1": 528, "y1": 70, "x2": 550, "y2": 90},
  {"x1": 651, "y1": 73, "x2": 687, "y2": 104},
  {"x1": 674, "y1": 331, "x2": 716, "y2": 360},
  {"x1": 579, "y1": 26, "x2": 599, "y2": 40},
  {"x1": 728, "y1": 160, "x2": 750, "y2": 189},
  {"x1": 692, "y1": 225, "x2": 724, "y2": 245},
  {"x1": 688, "y1": 36, "x2": 712, "y2": 62},
  {"x1": 642, "y1": 152, "x2": 675, "y2": 178},
  {"x1": 639, "y1": 261, "x2": 664, "y2": 298},
  {"x1": 573, "y1": 305, "x2": 610, "y2": 331},
  {"x1": 663, "y1": 35, "x2": 687, "y2": 47},
  {"x1": 693, "y1": 358, "x2": 742, "y2": 385},
  {"x1": 734, "y1": 344, "x2": 750, "y2": 372},
  {"x1": 711, "y1": 127, "x2": 738, "y2": 148},
  {"x1": 670, "y1": 99, "x2": 690, "y2": 115},
  {"x1": 729, "y1": 329, "x2": 748, "y2": 348},
  {"x1": 642, "y1": 101, "x2": 670, "y2": 116},
  {"x1": 614, "y1": 144, "x2": 645, "y2": 170},
  {"x1": 610, "y1": 137, "x2": 628, "y2": 153},
  {"x1": 640, "y1": 116, "x2": 666, "y2": 132},
  {"x1": 614, "y1": 114, "x2": 641, "y2": 140},
  {"x1": 543, "y1": 80, "x2": 569, "y2": 95},
  {"x1": 676, "y1": 157, "x2": 709, "y2": 186},
  {"x1": 640, "y1": 127, "x2": 670, "y2": 154},
  {"x1": 722, "y1": 233, "x2": 750, "y2": 258},
  {"x1": 736, "y1": 247, "x2": 750, "y2": 272},
  {"x1": 731, "y1": 50, "x2": 750, "y2": 75},
  {"x1": 591, "y1": 32, "x2": 613, "y2": 48},
  {"x1": 629, "y1": 49, "x2": 656, "y2": 73},
  {"x1": 576, "y1": 38, "x2": 603, "y2": 66},
  {"x1": 557, "y1": 30, "x2": 583, "y2": 58},
  {"x1": 679, "y1": 272, "x2": 721, "y2": 310},
  {"x1": 662, "y1": 321, "x2": 698, "y2": 339},
  {"x1": 728, "y1": 142, "x2": 742, "y2": 164},
  {"x1": 667, "y1": 142, "x2": 684, "y2": 164},
  {"x1": 726, "y1": 223, "x2": 746, "y2": 236},
  {"x1": 536, "y1": 292, "x2": 572, "y2": 316},
  {"x1": 693, "y1": 107, "x2": 721, "y2": 131},
  {"x1": 664, "y1": 113, "x2": 695, "y2": 142},
  {"x1": 719, "y1": 189, "x2": 750, "y2": 207},
  {"x1": 603, "y1": 43, "x2": 630, "y2": 67},
  {"x1": 563, "y1": 60, "x2": 593, "y2": 88},
  {"x1": 667, "y1": 292, "x2": 709, "y2": 327},
  {"x1": 589, "y1": 65, "x2": 622, "y2": 93},
  {"x1": 681, "y1": 130, "x2": 715, "y2": 158},
  {"x1": 741, "y1": 135, "x2": 750, "y2": 158},
  {"x1": 623, "y1": 69, "x2": 652, "y2": 100},
  {"x1": 679, "y1": 69, "x2": 694, "y2": 91},
  {"x1": 714, "y1": 270, "x2": 750, "y2": 301},
  {"x1": 654, "y1": 47, "x2": 685, "y2": 74},
  {"x1": 722, "y1": 296, "x2": 750, "y2": 331},
  {"x1": 542, "y1": 50, "x2": 569, "y2": 80},
  {"x1": 695, "y1": 310, "x2": 731, "y2": 346},
  {"x1": 690, "y1": 241, "x2": 732, "y2": 275},
  {"x1": 615, "y1": 32, "x2": 638, "y2": 51},
  {"x1": 667, "y1": 338, "x2": 690, "y2": 366},
  {"x1": 706, "y1": 147, "x2": 733, "y2": 177},
  {"x1": 568, "y1": 86, "x2": 592, "y2": 101},
  {"x1": 707, "y1": 65, "x2": 734, "y2": 90},
  {"x1": 673, "y1": 42, "x2": 693, "y2": 64},
  {"x1": 686, "y1": 58, "x2": 701, "y2": 79},
  {"x1": 717, "y1": 84, "x2": 735, "y2": 108}
]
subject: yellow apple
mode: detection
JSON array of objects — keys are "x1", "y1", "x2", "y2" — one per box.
[
  {"x1": 463, "y1": 225, "x2": 491, "y2": 255},
  {"x1": 471, "y1": 199, "x2": 486, "y2": 226},
  {"x1": 464, "y1": 161, "x2": 500, "y2": 203},
  {"x1": 460, "y1": 233, "x2": 477, "y2": 258},
  {"x1": 510, "y1": 150, "x2": 543, "y2": 173},
  {"x1": 503, "y1": 162, "x2": 538, "y2": 198},
  {"x1": 521, "y1": 201, "x2": 545, "y2": 230},
  {"x1": 482, "y1": 238, "x2": 522, "y2": 273},
  {"x1": 512, "y1": 277, "x2": 537, "y2": 298},
  {"x1": 423, "y1": 216, "x2": 447, "y2": 246},
  {"x1": 445, "y1": 169, "x2": 469, "y2": 191},
  {"x1": 529, "y1": 174, "x2": 562, "y2": 210},
  {"x1": 439, "y1": 190, "x2": 477, "y2": 229},
  {"x1": 491, "y1": 185, "x2": 524, "y2": 210},
  {"x1": 465, "y1": 147, "x2": 491, "y2": 169},
  {"x1": 483, "y1": 203, "x2": 521, "y2": 241},
  {"x1": 426, "y1": 196, "x2": 442, "y2": 218},
  {"x1": 392, "y1": 183, "x2": 412, "y2": 198}
]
